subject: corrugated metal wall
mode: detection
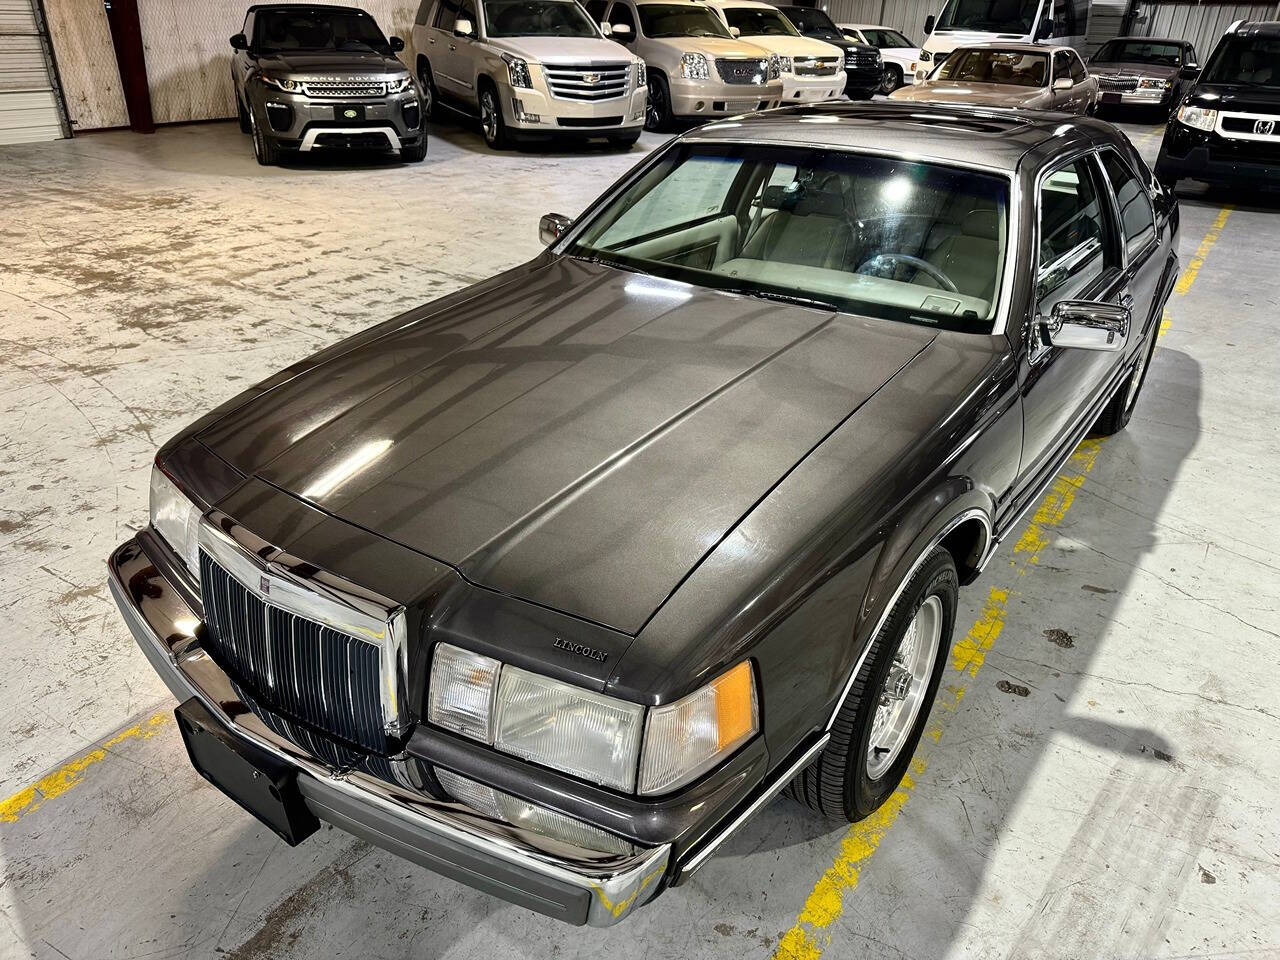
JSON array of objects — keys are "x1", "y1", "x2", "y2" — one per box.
[
  {"x1": 1, "y1": 0, "x2": 68, "y2": 143},
  {"x1": 821, "y1": 0, "x2": 936, "y2": 42},
  {"x1": 1131, "y1": 1, "x2": 1279, "y2": 58}
]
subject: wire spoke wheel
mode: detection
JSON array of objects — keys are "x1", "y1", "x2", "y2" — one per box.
[{"x1": 866, "y1": 594, "x2": 943, "y2": 780}]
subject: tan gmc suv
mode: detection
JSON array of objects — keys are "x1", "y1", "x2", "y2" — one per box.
[
  {"x1": 584, "y1": 0, "x2": 784, "y2": 130},
  {"x1": 413, "y1": 0, "x2": 647, "y2": 149}
]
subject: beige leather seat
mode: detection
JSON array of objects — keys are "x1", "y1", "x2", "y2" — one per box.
[
  {"x1": 927, "y1": 209, "x2": 1000, "y2": 302},
  {"x1": 740, "y1": 184, "x2": 854, "y2": 270}
]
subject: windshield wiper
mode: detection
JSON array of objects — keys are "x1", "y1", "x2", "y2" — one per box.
[{"x1": 740, "y1": 288, "x2": 838, "y2": 312}]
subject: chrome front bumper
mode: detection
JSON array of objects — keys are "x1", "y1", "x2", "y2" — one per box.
[{"x1": 107, "y1": 534, "x2": 670, "y2": 926}]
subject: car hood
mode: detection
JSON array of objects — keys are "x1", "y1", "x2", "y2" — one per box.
[
  {"x1": 196, "y1": 257, "x2": 935, "y2": 634},
  {"x1": 1090, "y1": 60, "x2": 1178, "y2": 80},
  {"x1": 647, "y1": 35, "x2": 773, "y2": 60},
  {"x1": 488, "y1": 35, "x2": 633, "y2": 62},
  {"x1": 255, "y1": 50, "x2": 408, "y2": 77},
  {"x1": 891, "y1": 80, "x2": 1046, "y2": 106},
  {"x1": 737, "y1": 34, "x2": 843, "y2": 59},
  {"x1": 1188, "y1": 83, "x2": 1280, "y2": 112}
]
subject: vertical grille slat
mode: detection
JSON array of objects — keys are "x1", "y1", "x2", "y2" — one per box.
[{"x1": 199, "y1": 552, "x2": 387, "y2": 752}]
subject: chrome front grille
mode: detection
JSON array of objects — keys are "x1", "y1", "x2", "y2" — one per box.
[
  {"x1": 543, "y1": 61, "x2": 630, "y2": 101},
  {"x1": 1219, "y1": 111, "x2": 1280, "y2": 141},
  {"x1": 200, "y1": 552, "x2": 386, "y2": 752},
  {"x1": 1096, "y1": 74, "x2": 1139, "y2": 92},
  {"x1": 301, "y1": 80, "x2": 386, "y2": 98},
  {"x1": 794, "y1": 56, "x2": 842, "y2": 77},
  {"x1": 715, "y1": 58, "x2": 769, "y2": 85}
]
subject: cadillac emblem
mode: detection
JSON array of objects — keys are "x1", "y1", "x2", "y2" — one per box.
[
  {"x1": 1255, "y1": 118, "x2": 1276, "y2": 137},
  {"x1": 583, "y1": 72, "x2": 601, "y2": 84}
]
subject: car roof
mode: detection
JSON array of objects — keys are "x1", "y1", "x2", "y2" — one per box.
[
  {"x1": 682, "y1": 100, "x2": 1108, "y2": 173},
  {"x1": 1231, "y1": 20, "x2": 1280, "y2": 37},
  {"x1": 949, "y1": 41, "x2": 1063, "y2": 54},
  {"x1": 1103, "y1": 35, "x2": 1189, "y2": 45},
  {"x1": 634, "y1": 0, "x2": 706, "y2": 6},
  {"x1": 705, "y1": 0, "x2": 778, "y2": 8},
  {"x1": 247, "y1": 3, "x2": 367, "y2": 12}
]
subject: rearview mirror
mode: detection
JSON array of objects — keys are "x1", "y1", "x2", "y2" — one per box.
[
  {"x1": 610, "y1": 21, "x2": 631, "y2": 38},
  {"x1": 924, "y1": 14, "x2": 935, "y2": 34},
  {"x1": 1179, "y1": 63, "x2": 1200, "y2": 80},
  {"x1": 230, "y1": 32, "x2": 249, "y2": 50},
  {"x1": 1040, "y1": 300, "x2": 1129, "y2": 351},
  {"x1": 390, "y1": 35, "x2": 405, "y2": 51},
  {"x1": 539, "y1": 212, "x2": 572, "y2": 246},
  {"x1": 1052, "y1": 77, "x2": 1072, "y2": 90},
  {"x1": 453, "y1": 18, "x2": 474, "y2": 37}
]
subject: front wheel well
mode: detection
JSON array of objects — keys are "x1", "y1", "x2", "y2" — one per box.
[{"x1": 939, "y1": 516, "x2": 990, "y2": 585}]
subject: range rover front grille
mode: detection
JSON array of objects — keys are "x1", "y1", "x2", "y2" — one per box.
[
  {"x1": 716, "y1": 58, "x2": 769, "y2": 85},
  {"x1": 302, "y1": 80, "x2": 386, "y2": 98},
  {"x1": 1096, "y1": 75, "x2": 1139, "y2": 92},
  {"x1": 200, "y1": 552, "x2": 386, "y2": 752},
  {"x1": 543, "y1": 62, "x2": 630, "y2": 101}
]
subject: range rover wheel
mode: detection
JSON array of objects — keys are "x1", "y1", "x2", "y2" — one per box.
[
  {"x1": 418, "y1": 59, "x2": 437, "y2": 121},
  {"x1": 1094, "y1": 327, "x2": 1158, "y2": 436},
  {"x1": 646, "y1": 75, "x2": 672, "y2": 132},
  {"x1": 479, "y1": 85, "x2": 509, "y2": 150},
  {"x1": 249, "y1": 108, "x2": 281, "y2": 166},
  {"x1": 236, "y1": 95, "x2": 252, "y2": 134},
  {"x1": 880, "y1": 65, "x2": 903, "y2": 94},
  {"x1": 785, "y1": 546, "x2": 957, "y2": 821}
]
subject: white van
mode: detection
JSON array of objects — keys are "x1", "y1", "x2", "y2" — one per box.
[{"x1": 914, "y1": 0, "x2": 1090, "y2": 80}]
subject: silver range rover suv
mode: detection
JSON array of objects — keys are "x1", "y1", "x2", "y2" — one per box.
[{"x1": 230, "y1": 4, "x2": 427, "y2": 165}]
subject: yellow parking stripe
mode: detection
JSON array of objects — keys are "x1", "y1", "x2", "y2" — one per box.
[
  {"x1": 0, "y1": 712, "x2": 171, "y2": 824},
  {"x1": 772, "y1": 205, "x2": 1233, "y2": 960}
]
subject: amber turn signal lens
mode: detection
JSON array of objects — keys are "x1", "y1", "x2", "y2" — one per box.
[{"x1": 713, "y1": 661, "x2": 755, "y2": 751}]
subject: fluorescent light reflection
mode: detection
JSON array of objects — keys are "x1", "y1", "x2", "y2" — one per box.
[{"x1": 302, "y1": 438, "x2": 392, "y2": 499}]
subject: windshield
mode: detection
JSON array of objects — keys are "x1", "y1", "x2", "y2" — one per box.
[
  {"x1": 1201, "y1": 36, "x2": 1280, "y2": 87},
  {"x1": 254, "y1": 9, "x2": 390, "y2": 54},
  {"x1": 779, "y1": 8, "x2": 844, "y2": 41},
  {"x1": 483, "y1": 0, "x2": 598, "y2": 36},
  {"x1": 724, "y1": 7, "x2": 800, "y2": 37},
  {"x1": 935, "y1": 0, "x2": 1040, "y2": 35},
  {"x1": 864, "y1": 28, "x2": 913, "y2": 48},
  {"x1": 937, "y1": 48, "x2": 1047, "y2": 86},
  {"x1": 1093, "y1": 39, "x2": 1183, "y2": 65},
  {"x1": 565, "y1": 143, "x2": 1010, "y2": 333},
  {"x1": 637, "y1": 4, "x2": 732, "y2": 37}
]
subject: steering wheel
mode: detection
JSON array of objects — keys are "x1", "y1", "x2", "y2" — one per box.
[{"x1": 855, "y1": 253, "x2": 959, "y2": 294}]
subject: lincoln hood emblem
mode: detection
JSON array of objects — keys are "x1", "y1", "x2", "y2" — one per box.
[{"x1": 1255, "y1": 118, "x2": 1276, "y2": 137}]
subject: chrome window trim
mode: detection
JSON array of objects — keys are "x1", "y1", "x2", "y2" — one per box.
[
  {"x1": 198, "y1": 514, "x2": 412, "y2": 738},
  {"x1": 1094, "y1": 145, "x2": 1157, "y2": 264}
]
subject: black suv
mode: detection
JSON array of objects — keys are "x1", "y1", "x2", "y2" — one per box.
[
  {"x1": 774, "y1": 6, "x2": 882, "y2": 99},
  {"x1": 1156, "y1": 20, "x2": 1280, "y2": 189},
  {"x1": 230, "y1": 4, "x2": 427, "y2": 165}
]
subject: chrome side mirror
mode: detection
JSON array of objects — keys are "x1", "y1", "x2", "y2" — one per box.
[
  {"x1": 611, "y1": 21, "x2": 631, "y2": 38},
  {"x1": 539, "y1": 212, "x2": 572, "y2": 246},
  {"x1": 600, "y1": 21, "x2": 612, "y2": 35},
  {"x1": 730, "y1": 25, "x2": 741, "y2": 37},
  {"x1": 1040, "y1": 300, "x2": 1130, "y2": 351},
  {"x1": 453, "y1": 18, "x2": 474, "y2": 37},
  {"x1": 1052, "y1": 77, "x2": 1072, "y2": 90}
]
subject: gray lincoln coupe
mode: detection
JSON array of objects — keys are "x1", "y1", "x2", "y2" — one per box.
[{"x1": 109, "y1": 102, "x2": 1178, "y2": 925}]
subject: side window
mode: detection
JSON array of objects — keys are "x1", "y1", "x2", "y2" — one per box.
[
  {"x1": 1069, "y1": 52, "x2": 1087, "y2": 83},
  {"x1": 608, "y1": 2, "x2": 636, "y2": 37},
  {"x1": 416, "y1": 0, "x2": 433, "y2": 24},
  {"x1": 585, "y1": 0, "x2": 608, "y2": 23},
  {"x1": 1037, "y1": 157, "x2": 1111, "y2": 302},
  {"x1": 1099, "y1": 150, "x2": 1155, "y2": 258},
  {"x1": 1053, "y1": 50, "x2": 1071, "y2": 83},
  {"x1": 433, "y1": 0, "x2": 459, "y2": 29}
]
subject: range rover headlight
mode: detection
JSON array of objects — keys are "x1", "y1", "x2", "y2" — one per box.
[
  {"x1": 635, "y1": 58, "x2": 647, "y2": 87},
  {"x1": 260, "y1": 74, "x2": 301, "y2": 93},
  {"x1": 680, "y1": 52, "x2": 710, "y2": 80},
  {"x1": 494, "y1": 666, "x2": 644, "y2": 791},
  {"x1": 638, "y1": 661, "x2": 757, "y2": 795},
  {"x1": 386, "y1": 74, "x2": 414, "y2": 93},
  {"x1": 1177, "y1": 104, "x2": 1217, "y2": 131},
  {"x1": 149, "y1": 463, "x2": 202, "y2": 580},
  {"x1": 501, "y1": 52, "x2": 533, "y2": 88}
]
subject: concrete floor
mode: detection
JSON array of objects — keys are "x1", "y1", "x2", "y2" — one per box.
[{"x1": 1, "y1": 115, "x2": 1278, "y2": 960}]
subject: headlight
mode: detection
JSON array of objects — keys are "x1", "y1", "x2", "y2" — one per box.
[
  {"x1": 635, "y1": 58, "x2": 647, "y2": 87},
  {"x1": 776, "y1": 55, "x2": 792, "y2": 75},
  {"x1": 767, "y1": 54, "x2": 781, "y2": 80},
  {"x1": 260, "y1": 74, "x2": 300, "y2": 93},
  {"x1": 494, "y1": 666, "x2": 644, "y2": 791},
  {"x1": 386, "y1": 75, "x2": 414, "y2": 93},
  {"x1": 638, "y1": 661, "x2": 757, "y2": 795},
  {"x1": 149, "y1": 464, "x2": 202, "y2": 579},
  {"x1": 680, "y1": 52, "x2": 710, "y2": 80},
  {"x1": 917, "y1": 50, "x2": 932, "y2": 62},
  {"x1": 1177, "y1": 104, "x2": 1217, "y2": 132},
  {"x1": 501, "y1": 52, "x2": 533, "y2": 88},
  {"x1": 1138, "y1": 77, "x2": 1171, "y2": 90},
  {"x1": 429, "y1": 643, "x2": 501, "y2": 741}
]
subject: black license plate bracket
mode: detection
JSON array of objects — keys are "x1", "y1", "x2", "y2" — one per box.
[
  {"x1": 176, "y1": 698, "x2": 319, "y2": 846},
  {"x1": 334, "y1": 103, "x2": 367, "y2": 121}
]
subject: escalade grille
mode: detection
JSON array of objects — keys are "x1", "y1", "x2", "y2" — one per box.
[
  {"x1": 794, "y1": 56, "x2": 841, "y2": 77},
  {"x1": 715, "y1": 58, "x2": 769, "y2": 85},
  {"x1": 543, "y1": 62, "x2": 630, "y2": 101},
  {"x1": 1096, "y1": 75, "x2": 1139, "y2": 92},
  {"x1": 301, "y1": 80, "x2": 387, "y2": 98},
  {"x1": 199, "y1": 552, "x2": 386, "y2": 752}
]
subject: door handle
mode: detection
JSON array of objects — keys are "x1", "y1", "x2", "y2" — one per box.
[
  {"x1": 1120, "y1": 291, "x2": 1135, "y2": 309},
  {"x1": 428, "y1": 36, "x2": 435, "y2": 43}
]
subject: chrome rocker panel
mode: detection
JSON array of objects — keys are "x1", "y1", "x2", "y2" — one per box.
[{"x1": 107, "y1": 534, "x2": 670, "y2": 926}]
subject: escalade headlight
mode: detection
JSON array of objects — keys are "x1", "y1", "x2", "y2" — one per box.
[
  {"x1": 680, "y1": 52, "x2": 710, "y2": 80},
  {"x1": 386, "y1": 74, "x2": 414, "y2": 93},
  {"x1": 776, "y1": 55, "x2": 792, "y2": 75},
  {"x1": 635, "y1": 58, "x2": 647, "y2": 87},
  {"x1": 149, "y1": 463, "x2": 202, "y2": 580},
  {"x1": 428, "y1": 643, "x2": 758, "y2": 796},
  {"x1": 1177, "y1": 104, "x2": 1217, "y2": 131},
  {"x1": 501, "y1": 52, "x2": 533, "y2": 88},
  {"x1": 260, "y1": 74, "x2": 301, "y2": 93}
]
